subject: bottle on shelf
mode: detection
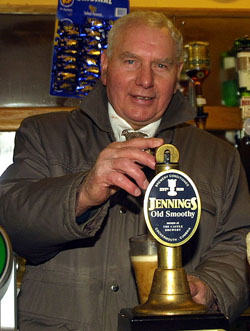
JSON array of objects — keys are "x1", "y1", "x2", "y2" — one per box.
[
  {"x1": 220, "y1": 49, "x2": 238, "y2": 107},
  {"x1": 185, "y1": 41, "x2": 210, "y2": 129},
  {"x1": 234, "y1": 35, "x2": 250, "y2": 190},
  {"x1": 179, "y1": 48, "x2": 197, "y2": 112},
  {"x1": 235, "y1": 35, "x2": 250, "y2": 120}
]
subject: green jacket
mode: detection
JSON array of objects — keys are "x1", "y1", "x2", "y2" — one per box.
[{"x1": 0, "y1": 81, "x2": 250, "y2": 330}]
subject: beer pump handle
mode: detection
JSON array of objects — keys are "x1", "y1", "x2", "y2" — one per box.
[{"x1": 155, "y1": 144, "x2": 179, "y2": 174}]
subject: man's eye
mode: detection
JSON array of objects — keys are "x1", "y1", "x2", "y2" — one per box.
[
  {"x1": 125, "y1": 59, "x2": 135, "y2": 65},
  {"x1": 157, "y1": 63, "x2": 168, "y2": 70}
]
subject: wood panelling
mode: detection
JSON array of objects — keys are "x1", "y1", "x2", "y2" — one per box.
[
  {"x1": 0, "y1": 106, "x2": 241, "y2": 132},
  {"x1": 0, "y1": 107, "x2": 75, "y2": 131}
]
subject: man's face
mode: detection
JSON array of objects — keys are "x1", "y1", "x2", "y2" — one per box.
[{"x1": 101, "y1": 23, "x2": 182, "y2": 129}]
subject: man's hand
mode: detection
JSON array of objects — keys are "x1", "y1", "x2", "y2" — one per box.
[
  {"x1": 187, "y1": 275, "x2": 218, "y2": 310},
  {"x1": 76, "y1": 137, "x2": 164, "y2": 216}
]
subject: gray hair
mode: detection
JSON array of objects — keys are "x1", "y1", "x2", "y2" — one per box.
[{"x1": 106, "y1": 11, "x2": 183, "y2": 63}]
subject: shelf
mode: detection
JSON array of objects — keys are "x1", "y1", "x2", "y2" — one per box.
[
  {"x1": 0, "y1": 107, "x2": 75, "y2": 131},
  {"x1": 194, "y1": 106, "x2": 242, "y2": 131},
  {"x1": 0, "y1": 106, "x2": 242, "y2": 132},
  {"x1": 0, "y1": 1, "x2": 250, "y2": 16}
]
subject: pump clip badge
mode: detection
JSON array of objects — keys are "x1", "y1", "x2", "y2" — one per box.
[{"x1": 144, "y1": 164, "x2": 201, "y2": 247}]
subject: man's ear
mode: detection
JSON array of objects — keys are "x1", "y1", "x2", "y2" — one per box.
[
  {"x1": 101, "y1": 50, "x2": 108, "y2": 85},
  {"x1": 174, "y1": 62, "x2": 184, "y2": 93}
]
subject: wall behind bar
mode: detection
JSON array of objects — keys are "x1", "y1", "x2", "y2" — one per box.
[
  {"x1": 0, "y1": 14, "x2": 79, "y2": 108},
  {"x1": 1, "y1": 13, "x2": 250, "y2": 108}
]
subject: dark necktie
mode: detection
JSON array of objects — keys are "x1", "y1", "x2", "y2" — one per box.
[{"x1": 121, "y1": 129, "x2": 148, "y2": 140}]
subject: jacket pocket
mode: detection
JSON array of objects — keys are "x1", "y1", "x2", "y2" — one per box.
[
  {"x1": 18, "y1": 268, "x2": 103, "y2": 331},
  {"x1": 18, "y1": 313, "x2": 87, "y2": 331}
]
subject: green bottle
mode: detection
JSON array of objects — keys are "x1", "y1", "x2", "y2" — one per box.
[{"x1": 220, "y1": 50, "x2": 238, "y2": 107}]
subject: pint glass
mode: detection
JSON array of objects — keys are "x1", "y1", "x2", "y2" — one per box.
[{"x1": 129, "y1": 234, "x2": 158, "y2": 304}]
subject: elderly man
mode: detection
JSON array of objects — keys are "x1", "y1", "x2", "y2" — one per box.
[{"x1": 0, "y1": 11, "x2": 250, "y2": 331}]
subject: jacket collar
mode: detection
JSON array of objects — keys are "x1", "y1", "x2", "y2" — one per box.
[
  {"x1": 157, "y1": 89, "x2": 196, "y2": 133},
  {"x1": 79, "y1": 80, "x2": 196, "y2": 134},
  {"x1": 79, "y1": 80, "x2": 112, "y2": 133}
]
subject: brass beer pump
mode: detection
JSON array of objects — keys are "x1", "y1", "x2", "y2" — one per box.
[{"x1": 134, "y1": 144, "x2": 207, "y2": 316}]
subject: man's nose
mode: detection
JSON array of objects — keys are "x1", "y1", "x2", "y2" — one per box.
[{"x1": 135, "y1": 65, "x2": 154, "y2": 88}]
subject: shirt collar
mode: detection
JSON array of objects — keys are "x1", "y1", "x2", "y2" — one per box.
[{"x1": 108, "y1": 103, "x2": 161, "y2": 142}]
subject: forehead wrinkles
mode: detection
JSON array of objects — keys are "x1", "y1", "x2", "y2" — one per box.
[{"x1": 115, "y1": 25, "x2": 176, "y2": 61}]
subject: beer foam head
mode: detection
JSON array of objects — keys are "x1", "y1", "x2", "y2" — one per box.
[{"x1": 131, "y1": 255, "x2": 158, "y2": 262}]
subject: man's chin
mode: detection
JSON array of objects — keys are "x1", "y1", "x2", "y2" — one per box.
[{"x1": 125, "y1": 116, "x2": 157, "y2": 129}]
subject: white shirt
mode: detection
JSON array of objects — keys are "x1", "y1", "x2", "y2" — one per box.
[{"x1": 108, "y1": 103, "x2": 161, "y2": 142}]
